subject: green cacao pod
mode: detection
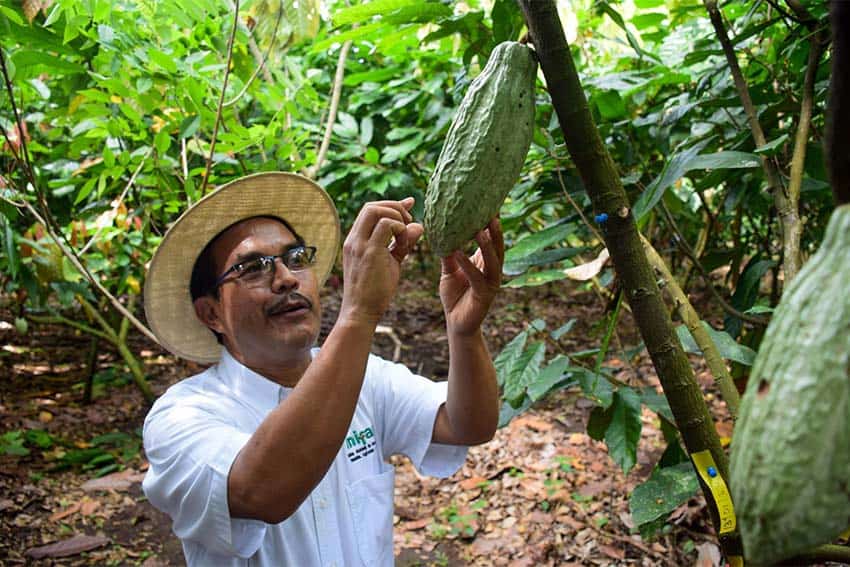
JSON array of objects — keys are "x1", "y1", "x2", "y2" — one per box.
[
  {"x1": 424, "y1": 41, "x2": 536, "y2": 257},
  {"x1": 730, "y1": 204, "x2": 850, "y2": 565}
]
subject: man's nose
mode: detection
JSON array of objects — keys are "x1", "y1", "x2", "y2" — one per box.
[{"x1": 270, "y1": 257, "x2": 299, "y2": 292}]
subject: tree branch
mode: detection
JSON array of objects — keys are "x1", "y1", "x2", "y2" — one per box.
[
  {"x1": 826, "y1": 0, "x2": 850, "y2": 205},
  {"x1": 642, "y1": 235, "x2": 741, "y2": 418},
  {"x1": 200, "y1": 0, "x2": 240, "y2": 196},
  {"x1": 782, "y1": 32, "x2": 825, "y2": 279},
  {"x1": 305, "y1": 40, "x2": 352, "y2": 179}
]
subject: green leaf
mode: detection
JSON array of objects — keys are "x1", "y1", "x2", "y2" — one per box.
[
  {"x1": 74, "y1": 177, "x2": 98, "y2": 205},
  {"x1": 503, "y1": 342, "x2": 546, "y2": 407},
  {"x1": 551, "y1": 319, "x2": 577, "y2": 340},
  {"x1": 359, "y1": 116, "x2": 374, "y2": 146},
  {"x1": 0, "y1": 5, "x2": 24, "y2": 25},
  {"x1": 498, "y1": 396, "x2": 534, "y2": 428},
  {"x1": 494, "y1": 330, "x2": 529, "y2": 388},
  {"x1": 630, "y1": 462, "x2": 700, "y2": 526},
  {"x1": 726, "y1": 258, "x2": 776, "y2": 336},
  {"x1": 333, "y1": 0, "x2": 421, "y2": 25},
  {"x1": 364, "y1": 147, "x2": 380, "y2": 164},
  {"x1": 755, "y1": 133, "x2": 789, "y2": 156},
  {"x1": 154, "y1": 129, "x2": 171, "y2": 155},
  {"x1": 492, "y1": 0, "x2": 523, "y2": 43},
  {"x1": 688, "y1": 151, "x2": 760, "y2": 170},
  {"x1": 526, "y1": 356, "x2": 572, "y2": 402},
  {"x1": 503, "y1": 222, "x2": 575, "y2": 274},
  {"x1": 597, "y1": 1, "x2": 660, "y2": 63},
  {"x1": 594, "y1": 91, "x2": 626, "y2": 120},
  {"x1": 605, "y1": 387, "x2": 643, "y2": 473},
  {"x1": 633, "y1": 139, "x2": 709, "y2": 221},
  {"x1": 179, "y1": 115, "x2": 201, "y2": 139},
  {"x1": 505, "y1": 269, "x2": 569, "y2": 288},
  {"x1": 587, "y1": 404, "x2": 614, "y2": 441},
  {"x1": 676, "y1": 323, "x2": 757, "y2": 366},
  {"x1": 576, "y1": 368, "x2": 614, "y2": 409},
  {"x1": 10, "y1": 50, "x2": 86, "y2": 76},
  {"x1": 148, "y1": 48, "x2": 178, "y2": 74}
]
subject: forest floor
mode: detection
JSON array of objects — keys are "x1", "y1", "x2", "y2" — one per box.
[{"x1": 1, "y1": 267, "x2": 738, "y2": 566}]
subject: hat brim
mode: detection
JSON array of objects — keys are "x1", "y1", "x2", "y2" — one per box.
[{"x1": 144, "y1": 172, "x2": 340, "y2": 363}]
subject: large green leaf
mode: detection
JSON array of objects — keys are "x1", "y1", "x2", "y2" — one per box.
[
  {"x1": 494, "y1": 330, "x2": 529, "y2": 388},
  {"x1": 630, "y1": 462, "x2": 700, "y2": 527},
  {"x1": 688, "y1": 151, "x2": 760, "y2": 170},
  {"x1": 605, "y1": 387, "x2": 643, "y2": 473},
  {"x1": 576, "y1": 368, "x2": 614, "y2": 409},
  {"x1": 726, "y1": 258, "x2": 776, "y2": 337},
  {"x1": 503, "y1": 341, "x2": 546, "y2": 407},
  {"x1": 633, "y1": 139, "x2": 709, "y2": 221},
  {"x1": 505, "y1": 269, "x2": 570, "y2": 288},
  {"x1": 333, "y1": 0, "x2": 425, "y2": 26},
  {"x1": 526, "y1": 355, "x2": 572, "y2": 402},
  {"x1": 10, "y1": 50, "x2": 85, "y2": 77},
  {"x1": 676, "y1": 323, "x2": 757, "y2": 366}
]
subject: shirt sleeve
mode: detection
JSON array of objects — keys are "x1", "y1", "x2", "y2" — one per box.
[
  {"x1": 368, "y1": 356, "x2": 467, "y2": 478},
  {"x1": 142, "y1": 388, "x2": 267, "y2": 558}
]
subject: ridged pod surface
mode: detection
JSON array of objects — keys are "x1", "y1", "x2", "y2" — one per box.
[
  {"x1": 729, "y1": 204, "x2": 850, "y2": 565},
  {"x1": 424, "y1": 41, "x2": 537, "y2": 257}
]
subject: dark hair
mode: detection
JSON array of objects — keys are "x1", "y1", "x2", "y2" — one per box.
[{"x1": 190, "y1": 215, "x2": 305, "y2": 344}]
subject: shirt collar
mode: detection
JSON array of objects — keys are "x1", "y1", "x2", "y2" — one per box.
[{"x1": 215, "y1": 349, "x2": 287, "y2": 414}]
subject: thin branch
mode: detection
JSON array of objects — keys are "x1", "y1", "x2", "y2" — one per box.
[
  {"x1": 784, "y1": 0, "x2": 817, "y2": 30},
  {"x1": 763, "y1": 0, "x2": 803, "y2": 26},
  {"x1": 782, "y1": 32, "x2": 825, "y2": 279},
  {"x1": 223, "y1": 0, "x2": 284, "y2": 108},
  {"x1": 659, "y1": 201, "x2": 769, "y2": 326},
  {"x1": 306, "y1": 40, "x2": 353, "y2": 179},
  {"x1": 79, "y1": 148, "x2": 151, "y2": 255},
  {"x1": 200, "y1": 0, "x2": 240, "y2": 196},
  {"x1": 27, "y1": 313, "x2": 113, "y2": 343}
]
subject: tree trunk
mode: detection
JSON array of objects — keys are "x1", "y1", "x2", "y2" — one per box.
[{"x1": 517, "y1": 0, "x2": 742, "y2": 558}]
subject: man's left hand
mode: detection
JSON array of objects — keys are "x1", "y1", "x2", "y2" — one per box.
[{"x1": 438, "y1": 218, "x2": 504, "y2": 337}]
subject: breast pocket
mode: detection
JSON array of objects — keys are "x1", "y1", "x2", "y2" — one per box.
[{"x1": 345, "y1": 468, "x2": 395, "y2": 567}]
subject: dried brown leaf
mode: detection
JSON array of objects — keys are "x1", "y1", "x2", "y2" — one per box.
[{"x1": 25, "y1": 535, "x2": 110, "y2": 559}]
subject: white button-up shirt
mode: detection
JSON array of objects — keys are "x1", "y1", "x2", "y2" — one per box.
[{"x1": 142, "y1": 349, "x2": 466, "y2": 566}]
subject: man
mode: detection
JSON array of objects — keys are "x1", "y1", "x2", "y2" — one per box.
[{"x1": 142, "y1": 172, "x2": 503, "y2": 566}]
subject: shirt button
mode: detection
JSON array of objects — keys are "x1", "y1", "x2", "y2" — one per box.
[
  {"x1": 329, "y1": 562, "x2": 337, "y2": 567},
  {"x1": 318, "y1": 498, "x2": 328, "y2": 508}
]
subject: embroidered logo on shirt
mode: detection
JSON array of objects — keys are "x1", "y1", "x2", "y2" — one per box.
[{"x1": 345, "y1": 426, "x2": 376, "y2": 463}]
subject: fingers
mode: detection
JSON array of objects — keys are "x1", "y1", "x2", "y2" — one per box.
[
  {"x1": 390, "y1": 223, "x2": 423, "y2": 262},
  {"x1": 475, "y1": 218, "x2": 504, "y2": 285},
  {"x1": 349, "y1": 198, "x2": 416, "y2": 244}
]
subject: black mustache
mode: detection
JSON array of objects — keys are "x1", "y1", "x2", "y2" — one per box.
[{"x1": 267, "y1": 293, "x2": 312, "y2": 315}]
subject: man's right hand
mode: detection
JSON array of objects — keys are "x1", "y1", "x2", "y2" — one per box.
[{"x1": 338, "y1": 197, "x2": 423, "y2": 327}]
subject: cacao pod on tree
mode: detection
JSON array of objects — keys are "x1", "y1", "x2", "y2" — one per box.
[
  {"x1": 424, "y1": 41, "x2": 537, "y2": 257},
  {"x1": 730, "y1": 204, "x2": 850, "y2": 565}
]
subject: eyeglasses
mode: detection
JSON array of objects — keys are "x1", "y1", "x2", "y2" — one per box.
[{"x1": 213, "y1": 245, "x2": 317, "y2": 289}]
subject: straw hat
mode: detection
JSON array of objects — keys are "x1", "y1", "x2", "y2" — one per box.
[{"x1": 144, "y1": 172, "x2": 340, "y2": 363}]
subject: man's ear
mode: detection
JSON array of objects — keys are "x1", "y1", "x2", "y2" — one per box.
[{"x1": 194, "y1": 296, "x2": 224, "y2": 334}]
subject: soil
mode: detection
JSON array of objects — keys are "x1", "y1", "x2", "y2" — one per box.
[{"x1": 0, "y1": 268, "x2": 746, "y2": 566}]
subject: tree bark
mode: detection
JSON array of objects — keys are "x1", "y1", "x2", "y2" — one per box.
[
  {"x1": 827, "y1": 0, "x2": 850, "y2": 206},
  {"x1": 517, "y1": 0, "x2": 741, "y2": 558}
]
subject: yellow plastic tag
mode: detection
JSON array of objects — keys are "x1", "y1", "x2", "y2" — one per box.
[
  {"x1": 728, "y1": 556, "x2": 744, "y2": 567},
  {"x1": 691, "y1": 450, "x2": 736, "y2": 535},
  {"x1": 839, "y1": 526, "x2": 850, "y2": 542}
]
